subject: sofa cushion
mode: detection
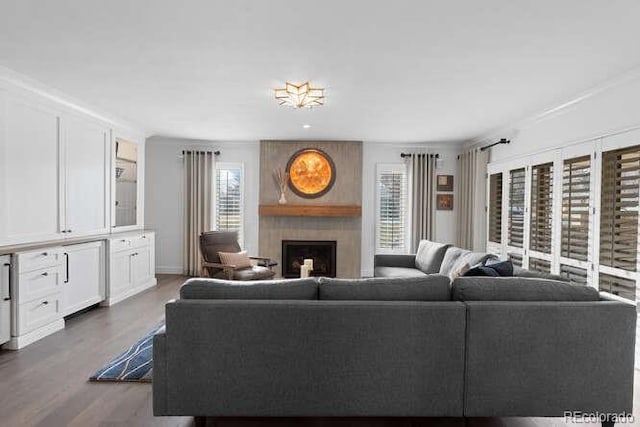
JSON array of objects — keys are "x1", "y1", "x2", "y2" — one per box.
[
  {"x1": 374, "y1": 266, "x2": 428, "y2": 278},
  {"x1": 451, "y1": 277, "x2": 599, "y2": 301},
  {"x1": 180, "y1": 277, "x2": 318, "y2": 300},
  {"x1": 318, "y1": 275, "x2": 451, "y2": 301},
  {"x1": 513, "y1": 265, "x2": 566, "y2": 282},
  {"x1": 414, "y1": 240, "x2": 451, "y2": 273},
  {"x1": 439, "y1": 247, "x2": 496, "y2": 277}
]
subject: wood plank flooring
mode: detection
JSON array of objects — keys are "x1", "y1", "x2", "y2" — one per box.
[{"x1": 0, "y1": 274, "x2": 635, "y2": 427}]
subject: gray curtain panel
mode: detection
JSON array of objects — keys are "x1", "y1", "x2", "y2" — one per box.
[
  {"x1": 456, "y1": 148, "x2": 488, "y2": 250},
  {"x1": 183, "y1": 150, "x2": 213, "y2": 276},
  {"x1": 408, "y1": 154, "x2": 436, "y2": 251}
]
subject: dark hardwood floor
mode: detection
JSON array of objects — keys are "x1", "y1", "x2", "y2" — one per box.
[{"x1": 0, "y1": 274, "x2": 634, "y2": 427}]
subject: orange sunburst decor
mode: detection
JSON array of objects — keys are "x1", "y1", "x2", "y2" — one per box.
[{"x1": 286, "y1": 148, "x2": 336, "y2": 198}]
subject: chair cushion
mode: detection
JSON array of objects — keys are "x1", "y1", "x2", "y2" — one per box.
[
  {"x1": 231, "y1": 266, "x2": 275, "y2": 281},
  {"x1": 218, "y1": 251, "x2": 252, "y2": 269},
  {"x1": 180, "y1": 277, "x2": 318, "y2": 300},
  {"x1": 414, "y1": 240, "x2": 451, "y2": 274},
  {"x1": 318, "y1": 275, "x2": 451, "y2": 301},
  {"x1": 439, "y1": 247, "x2": 496, "y2": 277},
  {"x1": 374, "y1": 266, "x2": 428, "y2": 278},
  {"x1": 451, "y1": 277, "x2": 599, "y2": 301}
]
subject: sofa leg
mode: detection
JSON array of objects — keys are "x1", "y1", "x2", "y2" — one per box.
[
  {"x1": 194, "y1": 416, "x2": 207, "y2": 427},
  {"x1": 602, "y1": 415, "x2": 616, "y2": 427}
]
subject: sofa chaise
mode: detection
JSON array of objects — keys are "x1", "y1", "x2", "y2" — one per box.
[{"x1": 153, "y1": 275, "x2": 635, "y2": 426}]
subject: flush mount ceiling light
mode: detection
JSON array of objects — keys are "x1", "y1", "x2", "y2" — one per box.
[{"x1": 274, "y1": 82, "x2": 324, "y2": 109}]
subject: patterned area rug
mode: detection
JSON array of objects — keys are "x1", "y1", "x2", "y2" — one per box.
[{"x1": 89, "y1": 323, "x2": 164, "y2": 383}]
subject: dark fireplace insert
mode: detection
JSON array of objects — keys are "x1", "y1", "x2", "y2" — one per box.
[{"x1": 282, "y1": 240, "x2": 337, "y2": 278}]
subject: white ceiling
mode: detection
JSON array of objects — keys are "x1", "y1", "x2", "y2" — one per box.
[{"x1": 1, "y1": 0, "x2": 640, "y2": 143}]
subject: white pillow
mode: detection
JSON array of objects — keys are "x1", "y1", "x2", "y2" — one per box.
[{"x1": 218, "y1": 251, "x2": 252, "y2": 269}]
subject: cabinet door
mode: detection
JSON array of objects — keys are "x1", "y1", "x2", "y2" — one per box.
[
  {"x1": 0, "y1": 255, "x2": 10, "y2": 345},
  {"x1": 109, "y1": 250, "x2": 134, "y2": 298},
  {"x1": 62, "y1": 242, "x2": 104, "y2": 316},
  {"x1": 3, "y1": 98, "x2": 60, "y2": 243},
  {"x1": 132, "y1": 247, "x2": 152, "y2": 286},
  {"x1": 62, "y1": 115, "x2": 109, "y2": 235}
]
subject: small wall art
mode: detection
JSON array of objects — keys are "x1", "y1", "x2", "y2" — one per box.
[
  {"x1": 437, "y1": 194, "x2": 453, "y2": 210},
  {"x1": 437, "y1": 175, "x2": 454, "y2": 192}
]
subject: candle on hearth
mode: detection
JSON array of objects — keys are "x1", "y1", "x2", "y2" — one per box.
[
  {"x1": 300, "y1": 265, "x2": 310, "y2": 278},
  {"x1": 304, "y1": 258, "x2": 314, "y2": 271}
]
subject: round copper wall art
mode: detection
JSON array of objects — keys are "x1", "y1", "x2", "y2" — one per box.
[{"x1": 286, "y1": 148, "x2": 336, "y2": 198}]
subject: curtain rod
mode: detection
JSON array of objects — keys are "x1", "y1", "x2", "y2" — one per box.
[
  {"x1": 479, "y1": 138, "x2": 510, "y2": 152},
  {"x1": 400, "y1": 153, "x2": 440, "y2": 158},
  {"x1": 182, "y1": 150, "x2": 221, "y2": 155}
]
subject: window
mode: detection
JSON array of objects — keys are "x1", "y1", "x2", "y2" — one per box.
[
  {"x1": 599, "y1": 273, "x2": 635, "y2": 301},
  {"x1": 376, "y1": 164, "x2": 408, "y2": 253},
  {"x1": 529, "y1": 162, "x2": 553, "y2": 253},
  {"x1": 599, "y1": 145, "x2": 640, "y2": 272},
  {"x1": 560, "y1": 264, "x2": 588, "y2": 286},
  {"x1": 488, "y1": 173, "x2": 503, "y2": 244},
  {"x1": 508, "y1": 168, "x2": 526, "y2": 248},
  {"x1": 561, "y1": 156, "x2": 591, "y2": 261},
  {"x1": 529, "y1": 257, "x2": 551, "y2": 273},
  {"x1": 214, "y1": 163, "x2": 243, "y2": 246}
]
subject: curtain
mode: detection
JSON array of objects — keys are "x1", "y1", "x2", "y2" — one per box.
[
  {"x1": 408, "y1": 154, "x2": 437, "y2": 251},
  {"x1": 183, "y1": 150, "x2": 213, "y2": 276},
  {"x1": 456, "y1": 148, "x2": 489, "y2": 250}
]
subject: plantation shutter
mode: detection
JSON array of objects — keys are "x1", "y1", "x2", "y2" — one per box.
[
  {"x1": 377, "y1": 169, "x2": 407, "y2": 252},
  {"x1": 488, "y1": 173, "x2": 503, "y2": 243},
  {"x1": 599, "y1": 145, "x2": 640, "y2": 271},
  {"x1": 529, "y1": 162, "x2": 553, "y2": 253},
  {"x1": 508, "y1": 168, "x2": 526, "y2": 247},
  {"x1": 561, "y1": 156, "x2": 591, "y2": 261},
  {"x1": 215, "y1": 167, "x2": 243, "y2": 245}
]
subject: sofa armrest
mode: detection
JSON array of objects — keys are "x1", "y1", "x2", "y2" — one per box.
[
  {"x1": 374, "y1": 254, "x2": 416, "y2": 268},
  {"x1": 463, "y1": 301, "x2": 636, "y2": 417},
  {"x1": 152, "y1": 332, "x2": 168, "y2": 415}
]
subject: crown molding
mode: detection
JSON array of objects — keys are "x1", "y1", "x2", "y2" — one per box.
[
  {"x1": 0, "y1": 65, "x2": 148, "y2": 136},
  {"x1": 466, "y1": 64, "x2": 640, "y2": 150}
]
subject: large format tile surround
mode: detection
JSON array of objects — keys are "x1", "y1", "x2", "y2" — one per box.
[{"x1": 259, "y1": 141, "x2": 362, "y2": 278}]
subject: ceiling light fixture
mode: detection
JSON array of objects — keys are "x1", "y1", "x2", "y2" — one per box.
[
  {"x1": 303, "y1": 124, "x2": 311, "y2": 129},
  {"x1": 275, "y1": 82, "x2": 324, "y2": 109}
]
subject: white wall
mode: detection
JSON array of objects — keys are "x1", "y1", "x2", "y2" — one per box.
[
  {"x1": 361, "y1": 143, "x2": 460, "y2": 277},
  {"x1": 145, "y1": 137, "x2": 260, "y2": 273},
  {"x1": 474, "y1": 69, "x2": 640, "y2": 163}
]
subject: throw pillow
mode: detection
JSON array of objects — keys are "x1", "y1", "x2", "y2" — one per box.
[
  {"x1": 450, "y1": 263, "x2": 471, "y2": 280},
  {"x1": 463, "y1": 260, "x2": 513, "y2": 277},
  {"x1": 218, "y1": 251, "x2": 252, "y2": 269}
]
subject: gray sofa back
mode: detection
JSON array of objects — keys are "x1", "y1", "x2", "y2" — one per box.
[
  {"x1": 155, "y1": 299, "x2": 467, "y2": 417},
  {"x1": 451, "y1": 276, "x2": 599, "y2": 301},
  {"x1": 318, "y1": 275, "x2": 451, "y2": 301},
  {"x1": 180, "y1": 277, "x2": 318, "y2": 300}
]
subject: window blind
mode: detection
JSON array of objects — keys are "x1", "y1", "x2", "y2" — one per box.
[
  {"x1": 600, "y1": 145, "x2": 640, "y2": 271},
  {"x1": 529, "y1": 257, "x2": 551, "y2": 273},
  {"x1": 561, "y1": 156, "x2": 590, "y2": 261},
  {"x1": 560, "y1": 264, "x2": 588, "y2": 286},
  {"x1": 508, "y1": 168, "x2": 526, "y2": 247},
  {"x1": 599, "y1": 273, "x2": 635, "y2": 301},
  {"x1": 488, "y1": 173, "x2": 503, "y2": 243},
  {"x1": 530, "y1": 162, "x2": 553, "y2": 253},
  {"x1": 215, "y1": 167, "x2": 243, "y2": 244},
  {"x1": 377, "y1": 170, "x2": 407, "y2": 251},
  {"x1": 508, "y1": 252, "x2": 523, "y2": 267}
]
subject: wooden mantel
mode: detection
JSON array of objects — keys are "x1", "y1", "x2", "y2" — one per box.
[{"x1": 259, "y1": 204, "x2": 362, "y2": 217}]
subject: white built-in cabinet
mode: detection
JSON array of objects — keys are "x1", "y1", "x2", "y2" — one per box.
[
  {"x1": 106, "y1": 231, "x2": 156, "y2": 306},
  {"x1": 0, "y1": 255, "x2": 10, "y2": 345},
  {"x1": 62, "y1": 241, "x2": 105, "y2": 316}
]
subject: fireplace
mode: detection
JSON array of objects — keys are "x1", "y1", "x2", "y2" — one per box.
[{"x1": 282, "y1": 240, "x2": 337, "y2": 278}]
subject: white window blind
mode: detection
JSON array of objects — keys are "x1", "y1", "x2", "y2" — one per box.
[
  {"x1": 376, "y1": 164, "x2": 408, "y2": 253},
  {"x1": 215, "y1": 164, "x2": 243, "y2": 246},
  {"x1": 599, "y1": 145, "x2": 640, "y2": 272},
  {"x1": 508, "y1": 168, "x2": 526, "y2": 248},
  {"x1": 488, "y1": 173, "x2": 503, "y2": 244},
  {"x1": 530, "y1": 162, "x2": 553, "y2": 253},
  {"x1": 561, "y1": 156, "x2": 591, "y2": 261}
]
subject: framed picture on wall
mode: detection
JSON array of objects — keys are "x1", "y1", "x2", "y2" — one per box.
[
  {"x1": 437, "y1": 175, "x2": 454, "y2": 192},
  {"x1": 437, "y1": 194, "x2": 453, "y2": 210}
]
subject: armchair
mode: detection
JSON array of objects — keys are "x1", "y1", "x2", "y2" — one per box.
[{"x1": 199, "y1": 231, "x2": 276, "y2": 280}]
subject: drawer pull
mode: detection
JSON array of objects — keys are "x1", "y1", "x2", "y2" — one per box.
[
  {"x1": 41, "y1": 301, "x2": 49, "y2": 305},
  {"x1": 41, "y1": 272, "x2": 49, "y2": 277},
  {"x1": 42, "y1": 252, "x2": 48, "y2": 257}
]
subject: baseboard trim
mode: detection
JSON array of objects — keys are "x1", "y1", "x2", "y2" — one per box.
[
  {"x1": 2, "y1": 319, "x2": 65, "y2": 350},
  {"x1": 156, "y1": 266, "x2": 183, "y2": 274}
]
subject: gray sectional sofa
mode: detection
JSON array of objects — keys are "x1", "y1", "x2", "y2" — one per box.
[
  {"x1": 153, "y1": 275, "x2": 635, "y2": 426},
  {"x1": 374, "y1": 239, "x2": 566, "y2": 281}
]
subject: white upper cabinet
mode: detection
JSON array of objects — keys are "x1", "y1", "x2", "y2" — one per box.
[
  {"x1": 111, "y1": 137, "x2": 143, "y2": 231},
  {"x1": 3, "y1": 96, "x2": 60, "y2": 243},
  {"x1": 60, "y1": 114, "x2": 110, "y2": 236}
]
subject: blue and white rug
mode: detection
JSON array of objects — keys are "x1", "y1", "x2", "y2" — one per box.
[{"x1": 89, "y1": 323, "x2": 164, "y2": 383}]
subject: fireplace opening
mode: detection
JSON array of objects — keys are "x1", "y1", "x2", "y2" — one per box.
[{"x1": 282, "y1": 240, "x2": 337, "y2": 278}]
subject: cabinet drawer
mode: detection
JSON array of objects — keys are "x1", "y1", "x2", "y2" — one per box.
[
  {"x1": 131, "y1": 233, "x2": 152, "y2": 248},
  {"x1": 17, "y1": 247, "x2": 64, "y2": 274},
  {"x1": 18, "y1": 266, "x2": 64, "y2": 303},
  {"x1": 18, "y1": 293, "x2": 62, "y2": 335},
  {"x1": 110, "y1": 237, "x2": 133, "y2": 252}
]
